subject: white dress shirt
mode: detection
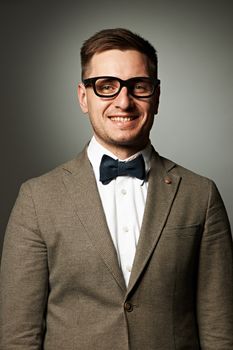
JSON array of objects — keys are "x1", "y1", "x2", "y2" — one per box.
[{"x1": 87, "y1": 137, "x2": 152, "y2": 286}]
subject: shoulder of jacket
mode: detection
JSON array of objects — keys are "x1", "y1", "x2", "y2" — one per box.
[
  {"x1": 156, "y1": 152, "x2": 213, "y2": 186},
  {"x1": 21, "y1": 150, "x2": 87, "y2": 190}
]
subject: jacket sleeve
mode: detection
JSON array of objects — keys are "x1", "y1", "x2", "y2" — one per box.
[
  {"x1": 197, "y1": 180, "x2": 233, "y2": 349},
  {"x1": 0, "y1": 182, "x2": 48, "y2": 349}
]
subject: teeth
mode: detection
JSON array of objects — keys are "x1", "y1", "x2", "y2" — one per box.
[{"x1": 111, "y1": 117, "x2": 133, "y2": 122}]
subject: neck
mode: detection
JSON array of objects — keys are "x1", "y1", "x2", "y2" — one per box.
[{"x1": 109, "y1": 147, "x2": 142, "y2": 160}]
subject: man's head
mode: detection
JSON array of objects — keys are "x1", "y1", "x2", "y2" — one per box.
[{"x1": 78, "y1": 28, "x2": 160, "y2": 158}]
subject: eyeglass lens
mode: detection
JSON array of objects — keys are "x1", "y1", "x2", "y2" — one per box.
[{"x1": 95, "y1": 77, "x2": 154, "y2": 97}]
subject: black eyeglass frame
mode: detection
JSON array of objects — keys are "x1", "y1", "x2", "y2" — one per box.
[{"x1": 82, "y1": 76, "x2": 160, "y2": 98}]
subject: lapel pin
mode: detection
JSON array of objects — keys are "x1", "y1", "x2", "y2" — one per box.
[{"x1": 164, "y1": 177, "x2": 172, "y2": 184}]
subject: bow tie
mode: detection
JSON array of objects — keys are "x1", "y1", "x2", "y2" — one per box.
[{"x1": 99, "y1": 154, "x2": 146, "y2": 185}]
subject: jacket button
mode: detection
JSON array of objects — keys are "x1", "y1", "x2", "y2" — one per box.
[{"x1": 124, "y1": 301, "x2": 133, "y2": 312}]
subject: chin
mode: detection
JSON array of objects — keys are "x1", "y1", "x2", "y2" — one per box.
[{"x1": 109, "y1": 136, "x2": 146, "y2": 149}]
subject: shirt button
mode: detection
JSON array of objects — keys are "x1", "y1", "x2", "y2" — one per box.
[
  {"x1": 121, "y1": 188, "x2": 127, "y2": 195},
  {"x1": 123, "y1": 226, "x2": 129, "y2": 233},
  {"x1": 126, "y1": 265, "x2": 132, "y2": 272},
  {"x1": 124, "y1": 301, "x2": 133, "y2": 312}
]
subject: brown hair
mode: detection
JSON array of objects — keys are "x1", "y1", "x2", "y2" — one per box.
[{"x1": 80, "y1": 28, "x2": 158, "y2": 79}]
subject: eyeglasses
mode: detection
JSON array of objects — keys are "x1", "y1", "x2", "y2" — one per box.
[{"x1": 82, "y1": 76, "x2": 160, "y2": 98}]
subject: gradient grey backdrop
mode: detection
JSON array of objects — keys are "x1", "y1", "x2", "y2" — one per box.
[{"x1": 1, "y1": 1, "x2": 233, "y2": 255}]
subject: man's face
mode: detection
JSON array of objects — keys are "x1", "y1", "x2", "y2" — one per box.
[{"x1": 78, "y1": 49, "x2": 160, "y2": 157}]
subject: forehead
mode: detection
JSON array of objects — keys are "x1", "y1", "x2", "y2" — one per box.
[{"x1": 86, "y1": 49, "x2": 150, "y2": 79}]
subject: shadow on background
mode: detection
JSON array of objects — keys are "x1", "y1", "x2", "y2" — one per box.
[{"x1": 0, "y1": 2, "x2": 92, "y2": 254}]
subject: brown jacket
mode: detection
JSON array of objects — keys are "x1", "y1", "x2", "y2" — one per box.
[{"x1": 1, "y1": 148, "x2": 233, "y2": 349}]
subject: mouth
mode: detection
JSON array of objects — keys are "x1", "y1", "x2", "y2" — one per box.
[
  {"x1": 108, "y1": 114, "x2": 139, "y2": 123},
  {"x1": 107, "y1": 115, "x2": 140, "y2": 130},
  {"x1": 110, "y1": 116, "x2": 135, "y2": 122}
]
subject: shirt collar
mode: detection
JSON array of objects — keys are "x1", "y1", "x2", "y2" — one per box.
[{"x1": 87, "y1": 136, "x2": 152, "y2": 181}]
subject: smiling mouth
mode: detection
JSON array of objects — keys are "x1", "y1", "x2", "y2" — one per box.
[{"x1": 109, "y1": 116, "x2": 138, "y2": 122}]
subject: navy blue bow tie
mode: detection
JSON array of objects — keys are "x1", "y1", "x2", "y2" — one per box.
[{"x1": 99, "y1": 154, "x2": 146, "y2": 185}]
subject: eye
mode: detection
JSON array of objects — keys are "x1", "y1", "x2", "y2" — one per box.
[
  {"x1": 96, "y1": 79, "x2": 119, "y2": 95},
  {"x1": 134, "y1": 82, "x2": 148, "y2": 91},
  {"x1": 134, "y1": 83, "x2": 145, "y2": 91},
  {"x1": 131, "y1": 79, "x2": 154, "y2": 96},
  {"x1": 100, "y1": 84, "x2": 115, "y2": 92}
]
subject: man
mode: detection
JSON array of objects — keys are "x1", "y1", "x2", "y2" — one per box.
[{"x1": 0, "y1": 28, "x2": 232, "y2": 349}]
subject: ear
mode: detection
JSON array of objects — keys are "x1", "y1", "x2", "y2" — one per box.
[
  {"x1": 77, "y1": 83, "x2": 88, "y2": 113},
  {"x1": 153, "y1": 85, "x2": 160, "y2": 115}
]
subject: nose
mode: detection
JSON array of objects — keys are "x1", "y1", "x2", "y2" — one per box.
[{"x1": 113, "y1": 86, "x2": 132, "y2": 109}]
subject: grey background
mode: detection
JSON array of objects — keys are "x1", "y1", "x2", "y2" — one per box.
[{"x1": 1, "y1": 1, "x2": 233, "y2": 255}]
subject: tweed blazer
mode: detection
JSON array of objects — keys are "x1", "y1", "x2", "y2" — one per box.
[{"x1": 1, "y1": 147, "x2": 233, "y2": 349}]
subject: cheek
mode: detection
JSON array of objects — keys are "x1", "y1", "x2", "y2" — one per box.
[
  {"x1": 147, "y1": 99, "x2": 158, "y2": 116},
  {"x1": 87, "y1": 101, "x2": 110, "y2": 124},
  {"x1": 87, "y1": 96, "x2": 109, "y2": 115},
  {"x1": 139, "y1": 102, "x2": 156, "y2": 119},
  {"x1": 86, "y1": 97, "x2": 100, "y2": 116}
]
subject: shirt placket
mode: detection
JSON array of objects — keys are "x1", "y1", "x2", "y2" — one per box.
[{"x1": 115, "y1": 177, "x2": 136, "y2": 286}]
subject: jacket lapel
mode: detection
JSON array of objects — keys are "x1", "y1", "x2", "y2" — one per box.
[
  {"x1": 62, "y1": 149, "x2": 126, "y2": 292},
  {"x1": 127, "y1": 150, "x2": 181, "y2": 293}
]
